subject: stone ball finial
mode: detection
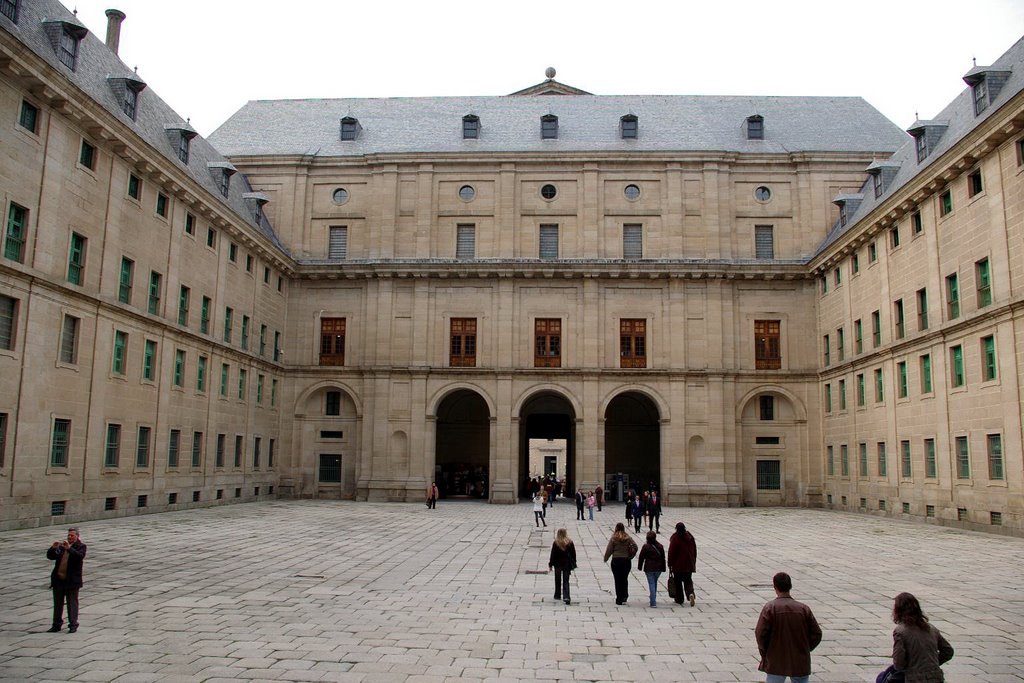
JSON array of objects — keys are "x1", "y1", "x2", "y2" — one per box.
[{"x1": 545, "y1": 67, "x2": 556, "y2": 80}]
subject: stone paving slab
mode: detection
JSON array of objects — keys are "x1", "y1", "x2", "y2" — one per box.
[{"x1": 0, "y1": 500, "x2": 1022, "y2": 682}]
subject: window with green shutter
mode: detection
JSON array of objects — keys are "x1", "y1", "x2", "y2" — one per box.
[
  {"x1": 142, "y1": 339, "x2": 156, "y2": 381},
  {"x1": 148, "y1": 271, "x2": 162, "y2": 315},
  {"x1": 178, "y1": 286, "x2": 190, "y2": 326},
  {"x1": 987, "y1": 434, "x2": 1004, "y2": 480},
  {"x1": 4, "y1": 203, "x2": 27, "y2": 262},
  {"x1": 118, "y1": 257, "x2": 134, "y2": 304},
  {"x1": 67, "y1": 233, "x2": 86, "y2": 284},
  {"x1": 112, "y1": 330, "x2": 127, "y2": 375},
  {"x1": 982, "y1": 335, "x2": 997, "y2": 381},
  {"x1": 956, "y1": 436, "x2": 970, "y2": 479},
  {"x1": 950, "y1": 345, "x2": 964, "y2": 387},
  {"x1": 976, "y1": 258, "x2": 992, "y2": 307},
  {"x1": 921, "y1": 354, "x2": 933, "y2": 393},
  {"x1": 924, "y1": 438, "x2": 936, "y2": 478},
  {"x1": 173, "y1": 349, "x2": 185, "y2": 387},
  {"x1": 901, "y1": 440, "x2": 912, "y2": 478}
]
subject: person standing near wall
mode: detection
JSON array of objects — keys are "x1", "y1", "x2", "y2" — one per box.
[
  {"x1": 595, "y1": 484, "x2": 603, "y2": 511},
  {"x1": 426, "y1": 482, "x2": 439, "y2": 509}
]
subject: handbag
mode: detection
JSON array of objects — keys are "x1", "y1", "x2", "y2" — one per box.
[
  {"x1": 667, "y1": 572, "x2": 677, "y2": 599},
  {"x1": 876, "y1": 665, "x2": 905, "y2": 683}
]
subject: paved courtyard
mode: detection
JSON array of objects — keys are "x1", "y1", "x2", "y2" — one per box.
[{"x1": 0, "y1": 501, "x2": 1022, "y2": 682}]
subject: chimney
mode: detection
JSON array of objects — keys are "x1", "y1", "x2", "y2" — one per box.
[{"x1": 104, "y1": 9, "x2": 126, "y2": 55}]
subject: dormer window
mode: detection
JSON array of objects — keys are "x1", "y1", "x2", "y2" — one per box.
[
  {"x1": 963, "y1": 67, "x2": 1011, "y2": 117},
  {"x1": 165, "y1": 123, "x2": 197, "y2": 165},
  {"x1": 872, "y1": 172, "x2": 883, "y2": 198},
  {"x1": 833, "y1": 193, "x2": 863, "y2": 228},
  {"x1": 44, "y1": 20, "x2": 88, "y2": 71},
  {"x1": 107, "y1": 75, "x2": 147, "y2": 121},
  {"x1": 462, "y1": 114, "x2": 479, "y2": 139},
  {"x1": 620, "y1": 114, "x2": 638, "y2": 139},
  {"x1": 123, "y1": 86, "x2": 138, "y2": 119},
  {"x1": 839, "y1": 203, "x2": 849, "y2": 227},
  {"x1": 243, "y1": 192, "x2": 269, "y2": 227},
  {"x1": 219, "y1": 171, "x2": 230, "y2": 197},
  {"x1": 207, "y1": 161, "x2": 237, "y2": 199},
  {"x1": 914, "y1": 132, "x2": 927, "y2": 162},
  {"x1": 178, "y1": 135, "x2": 190, "y2": 164},
  {"x1": 865, "y1": 160, "x2": 901, "y2": 199},
  {"x1": 1, "y1": 0, "x2": 19, "y2": 23},
  {"x1": 541, "y1": 114, "x2": 558, "y2": 139},
  {"x1": 972, "y1": 78, "x2": 988, "y2": 115},
  {"x1": 746, "y1": 115, "x2": 764, "y2": 140},
  {"x1": 340, "y1": 117, "x2": 360, "y2": 141}
]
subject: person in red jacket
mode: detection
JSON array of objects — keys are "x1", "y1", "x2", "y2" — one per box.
[
  {"x1": 666, "y1": 521, "x2": 697, "y2": 606},
  {"x1": 755, "y1": 572, "x2": 822, "y2": 683}
]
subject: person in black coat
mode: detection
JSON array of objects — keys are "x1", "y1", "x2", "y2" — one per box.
[
  {"x1": 647, "y1": 491, "x2": 662, "y2": 532},
  {"x1": 637, "y1": 531, "x2": 667, "y2": 607},
  {"x1": 631, "y1": 497, "x2": 645, "y2": 533},
  {"x1": 575, "y1": 488, "x2": 586, "y2": 520},
  {"x1": 548, "y1": 528, "x2": 578, "y2": 605},
  {"x1": 46, "y1": 527, "x2": 87, "y2": 633}
]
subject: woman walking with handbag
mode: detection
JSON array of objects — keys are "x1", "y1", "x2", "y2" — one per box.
[
  {"x1": 603, "y1": 522, "x2": 638, "y2": 605},
  {"x1": 667, "y1": 522, "x2": 698, "y2": 606},
  {"x1": 548, "y1": 528, "x2": 577, "y2": 605}
]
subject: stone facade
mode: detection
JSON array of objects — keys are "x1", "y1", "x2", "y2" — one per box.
[{"x1": 1, "y1": 1, "x2": 1022, "y2": 534}]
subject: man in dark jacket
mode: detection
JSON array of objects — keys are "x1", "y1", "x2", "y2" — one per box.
[
  {"x1": 666, "y1": 522, "x2": 697, "y2": 606},
  {"x1": 46, "y1": 527, "x2": 87, "y2": 633},
  {"x1": 647, "y1": 491, "x2": 662, "y2": 532},
  {"x1": 755, "y1": 572, "x2": 822, "y2": 683},
  {"x1": 575, "y1": 488, "x2": 586, "y2": 520}
]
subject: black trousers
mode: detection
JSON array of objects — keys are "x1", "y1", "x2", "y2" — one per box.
[
  {"x1": 534, "y1": 511, "x2": 546, "y2": 527},
  {"x1": 576, "y1": 504, "x2": 584, "y2": 519},
  {"x1": 610, "y1": 557, "x2": 631, "y2": 603},
  {"x1": 671, "y1": 571, "x2": 694, "y2": 602},
  {"x1": 633, "y1": 516, "x2": 643, "y2": 533},
  {"x1": 648, "y1": 513, "x2": 660, "y2": 532},
  {"x1": 553, "y1": 567, "x2": 571, "y2": 601},
  {"x1": 52, "y1": 583, "x2": 80, "y2": 628},
  {"x1": 427, "y1": 496, "x2": 436, "y2": 509}
]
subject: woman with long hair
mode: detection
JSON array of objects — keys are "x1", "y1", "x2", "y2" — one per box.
[
  {"x1": 636, "y1": 530, "x2": 666, "y2": 607},
  {"x1": 603, "y1": 522, "x2": 638, "y2": 605},
  {"x1": 548, "y1": 528, "x2": 577, "y2": 605},
  {"x1": 889, "y1": 592, "x2": 954, "y2": 682}
]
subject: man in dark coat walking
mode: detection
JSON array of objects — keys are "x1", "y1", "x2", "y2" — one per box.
[
  {"x1": 755, "y1": 572, "x2": 822, "y2": 682},
  {"x1": 575, "y1": 488, "x2": 586, "y2": 520},
  {"x1": 666, "y1": 522, "x2": 697, "y2": 606},
  {"x1": 46, "y1": 527, "x2": 87, "y2": 633}
]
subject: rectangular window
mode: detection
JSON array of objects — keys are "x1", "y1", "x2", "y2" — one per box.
[
  {"x1": 858, "y1": 443, "x2": 868, "y2": 477},
  {"x1": 206, "y1": 227, "x2": 216, "y2": 249},
  {"x1": 623, "y1": 224, "x2": 643, "y2": 259},
  {"x1": 854, "y1": 320, "x2": 863, "y2": 354},
  {"x1": 223, "y1": 307, "x2": 233, "y2": 343},
  {"x1": 19, "y1": 100, "x2": 38, "y2": 133},
  {"x1": 325, "y1": 391, "x2": 341, "y2": 416},
  {"x1": 178, "y1": 286, "x2": 190, "y2": 326},
  {"x1": 319, "y1": 454, "x2": 342, "y2": 483},
  {"x1": 185, "y1": 212, "x2": 195, "y2": 236},
  {"x1": 987, "y1": 434, "x2": 1004, "y2": 480},
  {"x1": 112, "y1": 330, "x2": 127, "y2": 375},
  {"x1": 912, "y1": 210, "x2": 923, "y2": 235},
  {"x1": 836, "y1": 327, "x2": 845, "y2": 362},
  {"x1": 59, "y1": 315, "x2": 79, "y2": 363},
  {"x1": 924, "y1": 438, "x2": 936, "y2": 478},
  {"x1": 147, "y1": 271, "x2": 162, "y2": 315},
  {"x1": 945, "y1": 273, "x2": 960, "y2": 320},
  {"x1": 234, "y1": 435, "x2": 243, "y2": 468},
  {"x1": 754, "y1": 320, "x2": 781, "y2": 370},
  {"x1": 196, "y1": 355, "x2": 207, "y2": 392},
  {"x1": 897, "y1": 361, "x2": 908, "y2": 398},
  {"x1": 877, "y1": 442, "x2": 887, "y2": 477},
  {"x1": 539, "y1": 224, "x2": 559, "y2": 259},
  {"x1": 320, "y1": 317, "x2": 346, "y2": 365},
  {"x1": 260, "y1": 324, "x2": 267, "y2": 356},
  {"x1": 826, "y1": 445, "x2": 834, "y2": 476},
  {"x1": 462, "y1": 115, "x2": 479, "y2": 139},
  {"x1": 956, "y1": 436, "x2": 970, "y2": 479},
  {"x1": 756, "y1": 460, "x2": 781, "y2": 490},
  {"x1": 78, "y1": 138, "x2": 95, "y2": 169},
  {"x1": 238, "y1": 368, "x2": 247, "y2": 400},
  {"x1": 871, "y1": 311, "x2": 881, "y2": 348},
  {"x1": 838, "y1": 379, "x2": 847, "y2": 410},
  {"x1": 228, "y1": 242, "x2": 238, "y2": 262},
  {"x1": 823, "y1": 334, "x2": 830, "y2": 367},
  {"x1": 168, "y1": 429, "x2": 180, "y2": 468},
  {"x1": 950, "y1": 345, "x2": 965, "y2": 387},
  {"x1": 968, "y1": 170, "x2": 983, "y2": 198},
  {"x1": 534, "y1": 318, "x2": 562, "y2": 368},
  {"x1": 759, "y1": 395, "x2": 775, "y2": 421},
  {"x1": 245, "y1": 254, "x2": 253, "y2": 273},
  {"x1": 920, "y1": 354, "x2": 933, "y2": 393},
  {"x1": 450, "y1": 317, "x2": 477, "y2": 367},
  {"x1": 127, "y1": 173, "x2": 141, "y2": 200},
  {"x1": 889, "y1": 227, "x2": 900, "y2": 249},
  {"x1": 191, "y1": 431, "x2": 203, "y2": 468},
  {"x1": 269, "y1": 439, "x2": 275, "y2": 468},
  {"x1": 976, "y1": 258, "x2": 992, "y2": 307},
  {"x1": 894, "y1": 299, "x2": 904, "y2": 339},
  {"x1": 136, "y1": 426, "x2": 151, "y2": 468},
  {"x1": 874, "y1": 368, "x2": 884, "y2": 403},
  {"x1": 104, "y1": 424, "x2": 121, "y2": 468},
  {"x1": 973, "y1": 80, "x2": 989, "y2": 115},
  {"x1": 620, "y1": 318, "x2": 647, "y2": 369},
  {"x1": 456, "y1": 223, "x2": 475, "y2": 259},
  {"x1": 256, "y1": 374, "x2": 264, "y2": 404},
  {"x1": 0, "y1": 295, "x2": 14, "y2": 350},
  {"x1": 51, "y1": 418, "x2": 70, "y2": 467},
  {"x1": 824, "y1": 383, "x2": 832, "y2": 413},
  {"x1": 271, "y1": 378, "x2": 278, "y2": 407},
  {"x1": 856, "y1": 373, "x2": 865, "y2": 406},
  {"x1": 173, "y1": 349, "x2": 185, "y2": 387},
  {"x1": 851, "y1": 253, "x2": 860, "y2": 274},
  {"x1": 939, "y1": 189, "x2": 953, "y2": 217},
  {"x1": 868, "y1": 242, "x2": 877, "y2": 263},
  {"x1": 901, "y1": 440, "x2": 912, "y2": 478},
  {"x1": 67, "y1": 232, "x2": 86, "y2": 285},
  {"x1": 200, "y1": 296, "x2": 211, "y2": 334},
  {"x1": 328, "y1": 226, "x2": 348, "y2": 259},
  {"x1": 980, "y1": 335, "x2": 997, "y2": 382},
  {"x1": 142, "y1": 339, "x2": 156, "y2": 381},
  {"x1": 821, "y1": 276, "x2": 828, "y2": 295},
  {"x1": 833, "y1": 267, "x2": 841, "y2": 287},
  {"x1": 241, "y1": 315, "x2": 250, "y2": 351},
  {"x1": 117, "y1": 257, "x2": 134, "y2": 304},
  {"x1": 253, "y1": 437, "x2": 262, "y2": 468},
  {"x1": 4, "y1": 202, "x2": 27, "y2": 262},
  {"x1": 274, "y1": 331, "x2": 281, "y2": 361},
  {"x1": 216, "y1": 434, "x2": 225, "y2": 468},
  {"x1": 220, "y1": 363, "x2": 229, "y2": 397},
  {"x1": 916, "y1": 288, "x2": 928, "y2": 330},
  {"x1": 840, "y1": 444, "x2": 849, "y2": 476}
]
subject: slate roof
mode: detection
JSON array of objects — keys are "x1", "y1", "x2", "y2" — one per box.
[
  {"x1": 0, "y1": 0, "x2": 284, "y2": 250},
  {"x1": 208, "y1": 94, "x2": 907, "y2": 158},
  {"x1": 817, "y1": 35, "x2": 1024, "y2": 255}
]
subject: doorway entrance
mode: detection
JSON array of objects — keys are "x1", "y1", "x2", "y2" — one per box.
[
  {"x1": 604, "y1": 391, "x2": 660, "y2": 501},
  {"x1": 519, "y1": 392, "x2": 575, "y2": 499},
  {"x1": 435, "y1": 389, "x2": 490, "y2": 499}
]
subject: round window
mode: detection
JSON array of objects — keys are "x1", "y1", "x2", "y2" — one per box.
[
  {"x1": 540, "y1": 184, "x2": 557, "y2": 200},
  {"x1": 458, "y1": 185, "x2": 475, "y2": 202},
  {"x1": 332, "y1": 188, "x2": 349, "y2": 205},
  {"x1": 754, "y1": 186, "x2": 772, "y2": 202},
  {"x1": 624, "y1": 184, "x2": 641, "y2": 201}
]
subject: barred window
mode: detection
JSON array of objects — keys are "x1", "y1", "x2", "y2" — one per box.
[
  {"x1": 319, "y1": 454, "x2": 342, "y2": 483},
  {"x1": 754, "y1": 225, "x2": 774, "y2": 259},
  {"x1": 51, "y1": 418, "x2": 71, "y2": 467},
  {"x1": 328, "y1": 226, "x2": 347, "y2": 259},
  {"x1": 539, "y1": 224, "x2": 559, "y2": 259},
  {"x1": 623, "y1": 224, "x2": 642, "y2": 259},
  {"x1": 456, "y1": 224, "x2": 475, "y2": 259},
  {"x1": 756, "y1": 460, "x2": 780, "y2": 489}
]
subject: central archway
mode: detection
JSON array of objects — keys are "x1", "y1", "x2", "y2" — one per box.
[
  {"x1": 519, "y1": 391, "x2": 576, "y2": 499},
  {"x1": 435, "y1": 389, "x2": 490, "y2": 499},
  {"x1": 604, "y1": 391, "x2": 661, "y2": 501}
]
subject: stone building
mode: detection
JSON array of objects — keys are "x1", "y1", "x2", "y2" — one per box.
[{"x1": 1, "y1": 0, "x2": 1022, "y2": 533}]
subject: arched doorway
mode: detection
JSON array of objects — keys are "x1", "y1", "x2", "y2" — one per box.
[
  {"x1": 519, "y1": 391, "x2": 576, "y2": 500},
  {"x1": 738, "y1": 389, "x2": 803, "y2": 506},
  {"x1": 604, "y1": 391, "x2": 660, "y2": 502},
  {"x1": 435, "y1": 390, "x2": 490, "y2": 499},
  {"x1": 295, "y1": 384, "x2": 360, "y2": 499}
]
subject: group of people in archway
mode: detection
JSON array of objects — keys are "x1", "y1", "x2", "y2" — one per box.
[
  {"x1": 623, "y1": 488, "x2": 662, "y2": 533},
  {"x1": 525, "y1": 476, "x2": 564, "y2": 503}
]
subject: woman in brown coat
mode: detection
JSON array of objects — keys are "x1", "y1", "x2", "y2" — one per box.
[
  {"x1": 890, "y1": 592, "x2": 954, "y2": 682},
  {"x1": 603, "y1": 522, "x2": 638, "y2": 605}
]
